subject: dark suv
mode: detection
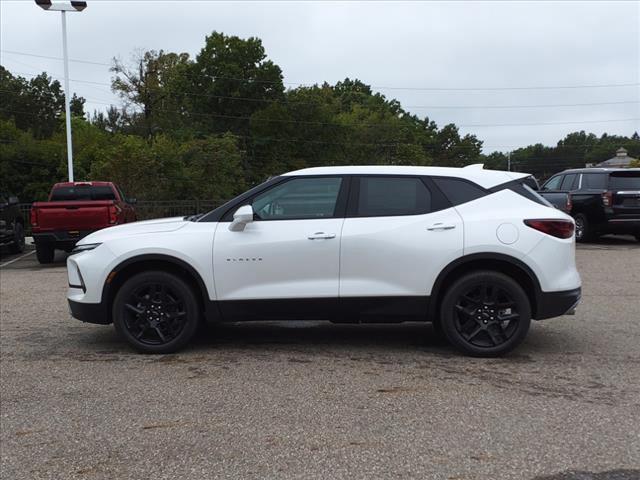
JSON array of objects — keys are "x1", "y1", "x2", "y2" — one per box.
[
  {"x1": 539, "y1": 168, "x2": 640, "y2": 242},
  {"x1": 0, "y1": 193, "x2": 26, "y2": 254}
]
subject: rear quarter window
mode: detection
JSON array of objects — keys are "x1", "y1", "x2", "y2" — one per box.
[
  {"x1": 609, "y1": 173, "x2": 640, "y2": 190},
  {"x1": 582, "y1": 173, "x2": 608, "y2": 190},
  {"x1": 431, "y1": 177, "x2": 487, "y2": 206}
]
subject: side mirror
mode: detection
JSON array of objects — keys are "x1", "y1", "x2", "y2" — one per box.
[
  {"x1": 127, "y1": 197, "x2": 137, "y2": 205},
  {"x1": 8, "y1": 196, "x2": 19, "y2": 205},
  {"x1": 229, "y1": 205, "x2": 254, "y2": 232}
]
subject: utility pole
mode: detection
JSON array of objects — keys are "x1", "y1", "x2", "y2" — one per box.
[
  {"x1": 507, "y1": 151, "x2": 511, "y2": 171},
  {"x1": 35, "y1": 0, "x2": 87, "y2": 182}
]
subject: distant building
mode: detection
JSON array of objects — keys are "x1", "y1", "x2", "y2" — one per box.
[{"x1": 594, "y1": 147, "x2": 637, "y2": 168}]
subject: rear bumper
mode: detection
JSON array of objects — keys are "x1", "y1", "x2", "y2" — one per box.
[
  {"x1": 534, "y1": 287, "x2": 582, "y2": 320},
  {"x1": 33, "y1": 231, "x2": 94, "y2": 249},
  {"x1": 68, "y1": 298, "x2": 110, "y2": 325},
  {"x1": 604, "y1": 218, "x2": 640, "y2": 233}
]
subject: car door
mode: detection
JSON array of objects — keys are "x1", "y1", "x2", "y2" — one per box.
[
  {"x1": 213, "y1": 176, "x2": 347, "y2": 320},
  {"x1": 339, "y1": 176, "x2": 464, "y2": 320}
]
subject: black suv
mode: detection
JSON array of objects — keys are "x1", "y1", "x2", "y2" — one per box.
[
  {"x1": 0, "y1": 193, "x2": 26, "y2": 254},
  {"x1": 539, "y1": 168, "x2": 640, "y2": 242}
]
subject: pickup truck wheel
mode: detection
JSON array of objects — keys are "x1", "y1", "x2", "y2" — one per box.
[
  {"x1": 574, "y1": 214, "x2": 592, "y2": 242},
  {"x1": 8, "y1": 222, "x2": 25, "y2": 254},
  {"x1": 113, "y1": 271, "x2": 199, "y2": 354},
  {"x1": 35, "y1": 244, "x2": 54, "y2": 264},
  {"x1": 440, "y1": 271, "x2": 531, "y2": 357}
]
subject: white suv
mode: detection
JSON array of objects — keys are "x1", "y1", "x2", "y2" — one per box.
[{"x1": 67, "y1": 165, "x2": 581, "y2": 356}]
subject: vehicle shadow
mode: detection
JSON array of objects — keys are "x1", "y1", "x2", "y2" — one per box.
[
  {"x1": 76, "y1": 321, "x2": 455, "y2": 357},
  {"x1": 577, "y1": 234, "x2": 639, "y2": 249},
  {"x1": 196, "y1": 321, "x2": 450, "y2": 352}
]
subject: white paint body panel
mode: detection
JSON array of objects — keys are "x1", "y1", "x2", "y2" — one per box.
[
  {"x1": 212, "y1": 218, "x2": 343, "y2": 300},
  {"x1": 340, "y1": 208, "x2": 463, "y2": 296},
  {"x1": 454, "y1": 189, "x2": 580, "y2": 293}
]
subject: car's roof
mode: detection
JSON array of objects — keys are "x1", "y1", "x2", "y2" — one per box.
[
  {"x1": 282, "y1": 165, "x2": 529, "y2": 189},
  {"x1": 558, "y1": 168, "x2": 640, "y2": 174}
]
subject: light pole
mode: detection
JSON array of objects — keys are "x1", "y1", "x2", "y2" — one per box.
[{"x1": 35, "y1": 0, "x2": 87, "y2": 182}]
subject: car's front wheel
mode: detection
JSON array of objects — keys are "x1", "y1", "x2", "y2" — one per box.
[
  {"x1": 440, "y1": 271, "x2": 531, "y2": 357},
  {"x1": 113, "y1": 271, "x2": 200, "y2": 353}
]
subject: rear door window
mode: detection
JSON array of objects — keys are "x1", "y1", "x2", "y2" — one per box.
[
  {"x1": 560, "y1": 174, "x2": 577, "y2": 191},
  {"x1": 355, "y1": 176, "x2": 431, "y2": 217}
]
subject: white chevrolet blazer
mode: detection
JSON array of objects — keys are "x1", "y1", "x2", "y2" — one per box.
[{"x1": 67, "y1": 165, "x2": 581, "y2": 356}]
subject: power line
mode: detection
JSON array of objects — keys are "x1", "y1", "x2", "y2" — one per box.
[
  {"x1": 7, "y1": 70, "x2": 640, "y2": 112},
  {"x1": 4, "y1": 49, "x2": 640, "y2": 91},
  {"x1": 2, "y1": 102, "x2": 638, "y2": 132}
]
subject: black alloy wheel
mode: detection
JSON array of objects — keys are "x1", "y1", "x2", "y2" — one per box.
[
  {"x1": 574, "y1": 214, "x2": 591, "y2": 242},
  {"x1": 440, "y1": 271, "x2": 531, "y2": 357},
  {"x1": 113, "y1": 271, "x2": 199, "y2": 353}
]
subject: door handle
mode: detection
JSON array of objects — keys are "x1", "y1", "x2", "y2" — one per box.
[
  {"x1": 427, "y1": 223, "x2": 456, "y2": 231},
  {"x1": 307, "y1": 232, "x2": 336, "y2": 240}
]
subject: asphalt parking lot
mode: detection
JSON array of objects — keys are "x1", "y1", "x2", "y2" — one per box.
[{"x1": 1, "y1": 238, "x2": 639, "y2": 480}]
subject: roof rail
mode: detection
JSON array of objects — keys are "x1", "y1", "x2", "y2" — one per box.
[{"x1": 463, "y1": 164, "x2": 485, "y2": 170}]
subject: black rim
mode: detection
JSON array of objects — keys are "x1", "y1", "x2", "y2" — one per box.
[
  {"x1": 453, "y1": 282, "x2": 520, "y2": 348},
  {"x1": 122, "y1": 283, "x2": 187, "y2": 345}
]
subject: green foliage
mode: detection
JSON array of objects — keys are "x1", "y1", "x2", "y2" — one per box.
[{"x1": 1, "y1": 31, "x2": 639, "y2": 204}]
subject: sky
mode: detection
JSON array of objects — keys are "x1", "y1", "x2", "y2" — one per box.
[{"x1": 1, "y1": 0, "x2": 639, "y2": 153}]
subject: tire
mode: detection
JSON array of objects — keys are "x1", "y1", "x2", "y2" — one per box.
[
  {"x1": 35, "y1": 243, "x2": 55, "y2": 264},
  {"x1": 8, "y1": 222, "x2": 25, "y2": 254},
  {"x1": 113, "y1": 271, "x2": 200, "y2": 354},
  {"x1": 440, "y1": 271, "x2": 531, "y2": 357},
  {"x1": 635, "y1": 234, "x2": 640, "y2": 243},
  {"x1": 574, "y1": 214, "x2": 592, "y2": 243}
]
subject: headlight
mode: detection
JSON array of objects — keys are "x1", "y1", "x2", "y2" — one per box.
[{"x1": 71, "y1": 243, "x2": 102, "y2": 254}]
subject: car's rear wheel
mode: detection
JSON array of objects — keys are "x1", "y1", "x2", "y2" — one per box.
[
  {"x1": 8, "y1": 222, "x2": 25, "y2": 254},
  {"x1": 35, "y1": 243, "x2": 54, "y2": 264},
  {"x1": 574, "y1": 214, "x2": 592, "y2": 242},
  {"x1": 440, "y1": 271, "x2": 531, "y2": 357},
  {"x1": 113, "y1": 271, "x2": 200, "y2": 353}
]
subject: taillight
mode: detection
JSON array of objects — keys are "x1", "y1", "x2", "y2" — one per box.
[
  {"x1": 601, "y1": 191, "x2": 613, "y2": 207},
  {"x1": 524, "y1": 219, "x2": 574, "y2": 239},
  {"x1": 30, "y1": 208, "x2": 37, "y2": 227},
  {"x1": 109, "y1": 204, "x2": 122, "y2": 224}
]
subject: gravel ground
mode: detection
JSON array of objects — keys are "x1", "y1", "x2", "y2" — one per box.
[{"x1": 1, "y1": 238, "x2": 639, "y2": 480}]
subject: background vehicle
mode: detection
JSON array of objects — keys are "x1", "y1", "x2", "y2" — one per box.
[
  {"x1": 31, "y1": 182, "x2": 136, "y2": 264},
  {"x1": 539, "y1": 168, "x2": 640, "y2": 242},
  {"x1": 0, "y1": 193, "x2": 26, "y2": 254},
  {"x1": 67, "y1": 166, "x2": 580, "y2": 357}
]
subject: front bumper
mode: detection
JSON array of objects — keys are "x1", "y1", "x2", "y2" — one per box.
[
  {"x1": 534, "y1": 287, "x2": 582, "y2": 320},
  {"x1": 68, "y1": 299, "x2": 111, "y2": 325}
]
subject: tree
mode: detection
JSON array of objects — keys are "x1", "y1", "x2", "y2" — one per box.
[
  {"x1": 111, "y1": 50, "x2": 192, "y2": 137},
  {"x1": 189, "y1": 31, "x2": 285, "y2": 137}
]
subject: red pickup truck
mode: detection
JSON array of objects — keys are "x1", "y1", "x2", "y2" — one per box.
[{"x1": 31, "y1": 182, "x2": 137, "y2": 264}]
